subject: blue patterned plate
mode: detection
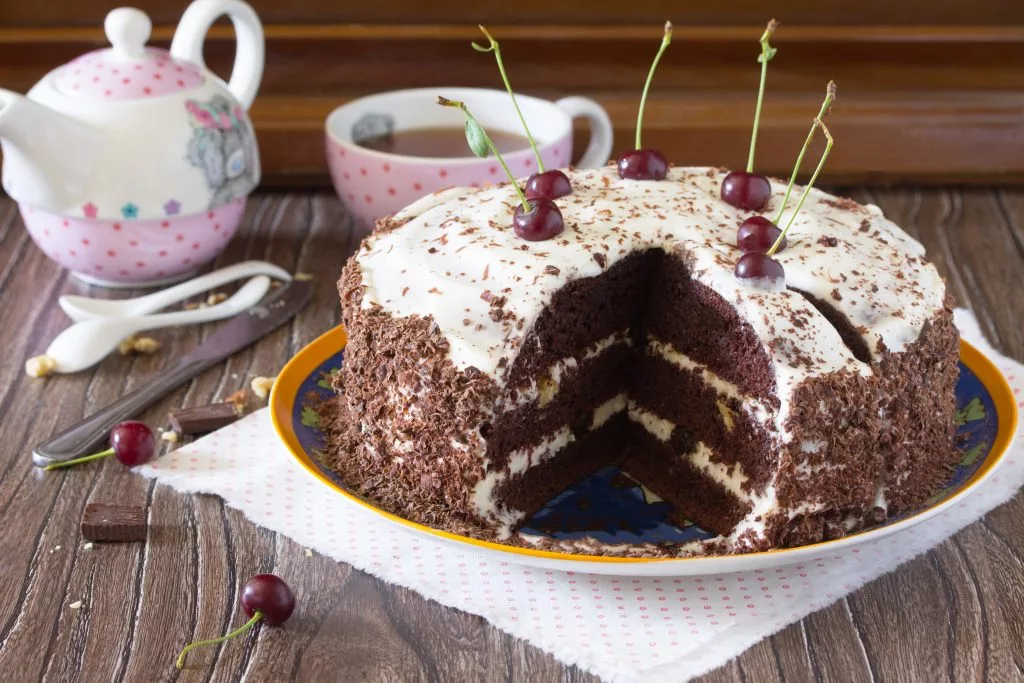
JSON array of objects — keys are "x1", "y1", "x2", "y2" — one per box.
[{"x1": 271, "y1": 327, "x2": 1017, "y2": 576}]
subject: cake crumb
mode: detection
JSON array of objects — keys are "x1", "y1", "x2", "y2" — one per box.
[
  {"x1": 206, "y1": 292, "x2": 228, "y2": 306},
  {"x1": 161, "y1": 430, "x2": 179, "y2": 444},
  {"x1": 68, "y1": 600, "x2": 83, "y2": 610},
  {"x1": 26, "y1": 354, "x2": 57, "y2": 378},
  {"x1": 250, "y1": 376, "x2": 276, "y2": 400},
  {"x1": 294, "y1": 272, "x2": 314, "y2": 281}
]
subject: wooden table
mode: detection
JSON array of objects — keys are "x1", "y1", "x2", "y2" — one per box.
[{"x1": 0, "y1": 188, "x2": 1021, "y2": 682}]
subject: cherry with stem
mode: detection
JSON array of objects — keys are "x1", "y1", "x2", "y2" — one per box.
[
  {"x1": 618, "y1": 21, "x2": 672, "y2": 181},
  {"x1": 735, "y1": 81, "x2": 836, "y2": 255},
  {"x1": 41, "y1": 420, "x2": 155, "y2": 470},
  {"x1": 721, "y1": 19, "x2": 779, "y2": 210},
  {"x1": 472, "y1": 27, "x2": 572, "y2": 200},
  {"x1": 176, "y1": 574, "x2": 295, "y2": 669},
  {"x1": 438, "y1": 96, "x2": 564, "y2": 241},
  {"x1": 735, "y1": 82, "x2": 836, "y2": 285}
]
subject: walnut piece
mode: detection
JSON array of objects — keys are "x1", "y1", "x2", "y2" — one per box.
[
  {"x1": 250, "y1": 375, "x2": 277, "y2": 400},
  {"x1": 160, "y1": 430, "x2": 179, "y2": 444},
  {"x1": 26, "y1": 355, "x2": 57, "y2": 378},
  {"x1": 206, "y1": 292, "x2": 228, "y2": 306},
  {"x1": 118, "y1": 335, "x2": 162, "y2": 355},
  {"x1": 225, "y1": 389, "x2": 248, "y2": 412}
]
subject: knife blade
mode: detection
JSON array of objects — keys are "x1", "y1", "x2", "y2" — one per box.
[{"x1": 32, "y1": 279, "x2": 312, "y2": 468}]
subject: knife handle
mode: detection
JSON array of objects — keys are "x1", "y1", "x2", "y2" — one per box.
[{"x1": 32, "y1": 357, "x2": 214, "y2": 468}]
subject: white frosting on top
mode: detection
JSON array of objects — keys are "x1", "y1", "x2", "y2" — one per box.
[{"x1": 355, "y1": 167, "x2": 944, "y2": 404}]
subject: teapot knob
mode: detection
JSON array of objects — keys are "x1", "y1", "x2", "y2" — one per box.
[{"x1": 105, "y1": 8, "x2": 152, "y2": 61}]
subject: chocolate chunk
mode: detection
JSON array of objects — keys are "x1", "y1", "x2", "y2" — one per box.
[
  {"x1": 168, "y1": 402, "x2": 241, "y2": 436},
  {"x1": 81, "y1": 503, "x2": 147, "y2": 542}
]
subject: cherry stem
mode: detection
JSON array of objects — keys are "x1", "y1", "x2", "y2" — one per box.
[
  {"x1": 176, "y1": 610, "x2": 263, "y2": 669},
  {"x1": 438, "y1": 96, "x2": 531, "y2": 211},
  {"x1": 41, "y1": 448, "x2": 114, "y2": 471},
  {"x1": 772, "y1": 81, "x2": 836, "y2": 226},
  {"x1": 747, "y1": 19, "x2": 779, "y2": 173},
  {"x1": 767, "y1": 118, "x2": 833, "y2": 256},
  {"x1": 473, "y1": 26, "x2": 545, "y2": 172},
  {"x1": 635, "y1": 21, "x2": 673, "y2": 150}
]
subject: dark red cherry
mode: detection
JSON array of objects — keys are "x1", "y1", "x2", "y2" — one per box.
[
  {"x1": 241, "y1": 574, "x2": 295, "y2": 626},
  {"x1": 110, "y1": 420, "x2": 156, "y2": 467},
  {"x1": 617, "y1": 148, "x2": 668, "y2": 181},
  {"x1": 737, "y1": 215, "x2": 786, "y2": 254},
  {"x1": 513, "y1": 198, "x2": 564, "y2": 241},
  {"x1": 525, "y1": 170, "x2": 573, "y2": 200},
  {"x1": 734, "y1": 252, "x2": 785, "y2": 285},
  {"x1": 721, "y1": 171, "x2": 772, "y2": 211}
]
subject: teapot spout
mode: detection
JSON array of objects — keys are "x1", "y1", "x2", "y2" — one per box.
[{"x1": 0, "y1": 89, "x2": 105, "y2": 213}]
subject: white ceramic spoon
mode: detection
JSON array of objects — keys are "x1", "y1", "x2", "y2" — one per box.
[
  {"x1": 44, "y1": 276, "x2": 272, "y2": 374},
  {"x1": 58, "y1": 260, "x2": 291, "y2": 322}
]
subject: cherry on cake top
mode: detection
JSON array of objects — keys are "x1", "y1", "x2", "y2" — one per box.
[
  {"x1": 734, "y1": 81, "x2": 837, "y2": 288},
  {"x1": 617, "y1": 21, "x2": 672, "y2": 181},
  {"x1": 438, "y1": 95, "x2": 565, "y2": 241},
  {"x1": 720, "y1": 19, "x2": 779, "y2": 211},
  {"x1": 473, "y1": 25, "x2": 573, "y2": 201}
]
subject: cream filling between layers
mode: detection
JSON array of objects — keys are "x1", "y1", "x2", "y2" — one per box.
[{"x1": 516, "y1": 330, "x2": 633, "y2": 409}]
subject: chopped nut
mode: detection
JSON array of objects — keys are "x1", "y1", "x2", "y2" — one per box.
[
  {"x1": 206, "y1": 292, "x2": 228, "y2": 306},
  {"x1": 250, "y1": 376, "x2": 276, "y2": 400},
  {"x1": 293, "y1": 272, "x2": 314, "y2": 281},
  {"x1": 68, "y1": 600, "x2": 83, "y2": 610},
  {"x1": 183, "y1": 301, "x2": 206, "y2": 310},
  {"x1": 161, "y1": 430, "x2": 179, "y2": 443},
  {"x1": 119, "y1": 335, "x2": 161, "y2": 355},
  {"x1": 83, "y1": 542, "x2": 94, "y2": 551},
  {"x1": 26, "y1": 354, "x2": 57, "y2": 378},
  {"x1": 132, "y1": 337, "x2": 161, "y2": 354},
  {"x1": 304, "y1": 548, "x2": 313, "y2": 557},
  {"x1": 225, "y1": 389, "x2": 247, "y2": 411}
]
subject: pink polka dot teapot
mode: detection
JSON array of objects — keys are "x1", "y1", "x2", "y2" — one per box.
[{"x1": 0, "y1": 0, "x2": 265, "y2": 287}]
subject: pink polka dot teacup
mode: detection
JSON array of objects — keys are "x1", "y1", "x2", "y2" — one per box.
[{"x1": 325, "y1": 87, "x2": 613, "y2": 229}]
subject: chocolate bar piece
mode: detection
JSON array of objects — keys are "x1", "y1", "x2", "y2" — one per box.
[
  {"x1": 81, "y1": 503, "x2": 147, "y2": 542},
  {"x1": 168, "y1": 402, "x2": 241, "y2": 436}
]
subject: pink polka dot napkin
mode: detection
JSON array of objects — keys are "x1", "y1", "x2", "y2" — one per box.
[{"x1": 135, "y1": 310, "x2": 1024, "y2": 682}]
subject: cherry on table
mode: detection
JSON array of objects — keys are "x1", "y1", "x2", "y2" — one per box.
[
  {"x1": 513, "y1": 198, "x2": 565, "y2": 241},
  {"x1": 241, "y1": 574, "x2": 296, "y2": 625},
  {"x1": 722, "y1": 171, "x2": 772, "y2": 211},
  {"x1": 734, "y1": 251, "x2": 785, "y2": 285},
  {"x1": 110, "y1": 421, "x2": 157, "y2": 467},
  {"x1": 525, "y1": 170, "x2": 573, "y2": 200},
  {"x1": 617, "y1": 149, "x2": 668, "y2": 181},
  {"x1": 42, "y1": 419, "x2": 156, "y2": 471},
  {"x1": 177, "y1": 574, "x2": 295, "y2": 669},
  {"x1": 737, "y1": 215, "x2": 786, "y2": 253}
]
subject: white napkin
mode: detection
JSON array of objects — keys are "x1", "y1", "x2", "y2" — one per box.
[{"x1": 136, "y1": 310, "x2": 1023, "y2": 682}]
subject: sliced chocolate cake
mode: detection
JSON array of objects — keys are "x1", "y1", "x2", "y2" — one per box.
[{"x1": 324, "y1": 166, "x2": 959, "y2": 556}]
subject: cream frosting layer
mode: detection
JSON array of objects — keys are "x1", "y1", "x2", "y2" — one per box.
[{"x1": 355, "y1": 167, "x2": 942, "y2": 403}]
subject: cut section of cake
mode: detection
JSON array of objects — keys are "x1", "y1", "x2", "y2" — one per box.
[{"x1": 325, "y1": 166, "x2": 959, "y2": 556}]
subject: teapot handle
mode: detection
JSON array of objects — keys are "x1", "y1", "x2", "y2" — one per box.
[{"x1": 170, "y1": 0, "x2": 264, "y2": 110}]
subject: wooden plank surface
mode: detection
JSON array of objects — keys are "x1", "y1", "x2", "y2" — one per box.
[{"x1": 0, "y1": 188, "x2": 1021, "y2": 681}]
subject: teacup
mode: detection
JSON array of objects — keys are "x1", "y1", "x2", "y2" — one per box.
[{"x1": 325, "y1": 87, "x2": 613, "y2": 228}]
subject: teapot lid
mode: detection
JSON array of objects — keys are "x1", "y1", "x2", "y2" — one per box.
[{"x1": 52, "y1": 8, "x2": 204, "y2": 101}]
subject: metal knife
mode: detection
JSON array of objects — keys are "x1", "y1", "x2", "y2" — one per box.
[{"x1": 32, "y1": 280, "x2": 313, "y2": 468}]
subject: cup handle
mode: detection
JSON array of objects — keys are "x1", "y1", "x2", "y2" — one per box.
[
  {"x1": 170, "y1": 0, "x2": 265, "y2": 110},
  {"x1": 554, "y1": 96, "x2": 614, "y2": 169}
]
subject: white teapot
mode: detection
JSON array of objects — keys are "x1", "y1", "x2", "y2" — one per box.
[{"x1": 0, "y1": 0, "x2": 265, "y2": 287}]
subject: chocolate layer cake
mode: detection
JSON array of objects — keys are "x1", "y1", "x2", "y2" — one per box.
[{"x1": 324, "y1": 166, "x2": 959, "y2": 556}]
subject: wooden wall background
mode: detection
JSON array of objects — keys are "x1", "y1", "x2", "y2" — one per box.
[{"x1": 1, "y1": 1, "x2": 1023, "y2": 185}]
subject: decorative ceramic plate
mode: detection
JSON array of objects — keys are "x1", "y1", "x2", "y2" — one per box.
[{"x1": 270, "y1": 327, "x2": 1018, "y2": 576}]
